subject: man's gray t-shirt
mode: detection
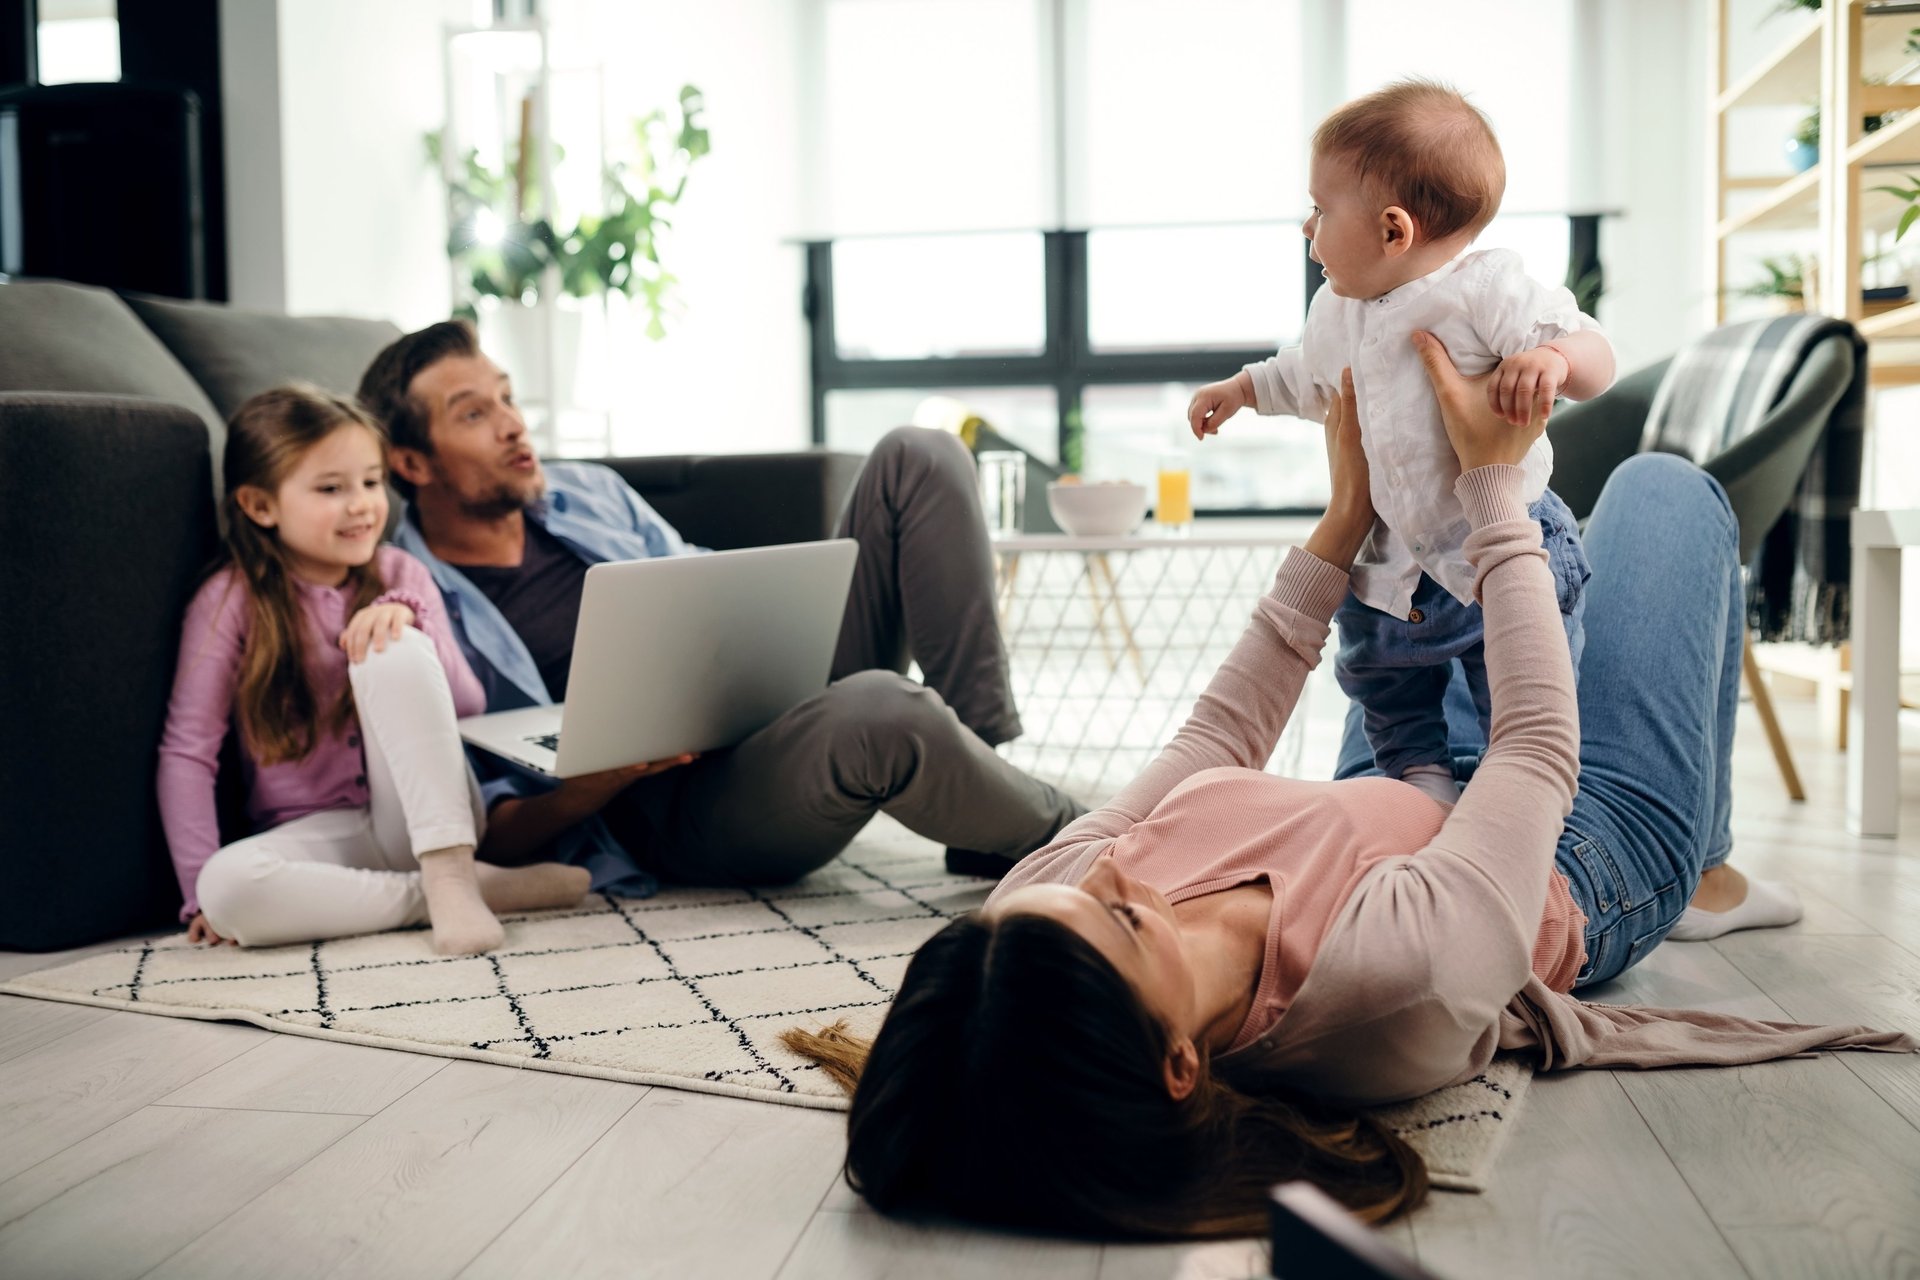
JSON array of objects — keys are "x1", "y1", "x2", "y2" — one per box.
[{"x1": 451, "y1": 522, "x2": 590, "y2": 701}]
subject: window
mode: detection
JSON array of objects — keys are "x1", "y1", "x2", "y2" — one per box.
[
  {"x1": 801, "y1": 0, "x2": 1598, "y2": 516},
  {"x1": 817, "y1": 0, "x2": 1048, "y2": 236},
  {"x1": 36, "y1": 0, "x2": 120, "y2": 85},
  {"x1": 1073, "y1": 0, "x2": 1305, "y2": 226},
  {"x1": 1081, "y1": 384, "x2": 1327, "y2": 510},
  {"x1": 1087, "y1": 225, "x2": 1303, "y2": 353},
  {"x1": 832, "y1": 233, "x2": 1047, "y2": 360},
  {"x1": 825, "y1": 385, "x2": 1060, "y2": 461}
]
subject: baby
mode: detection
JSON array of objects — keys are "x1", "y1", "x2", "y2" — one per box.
[{"x1": 1188, "y1": 79, "x2": 1615, "y2": 806}]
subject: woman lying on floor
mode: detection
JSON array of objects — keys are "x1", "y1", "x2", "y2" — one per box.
[{"x1": 786, "y1": 334, "x2": 1917, "y2": 1238}]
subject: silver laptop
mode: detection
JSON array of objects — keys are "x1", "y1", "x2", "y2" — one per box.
[{"x1": 458, "y1": 539, "x2": 858, "y2": 778}]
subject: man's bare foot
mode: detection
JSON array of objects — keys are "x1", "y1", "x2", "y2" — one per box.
[{"x1": 474, "y1": 861, "x2": 592, "y2": 914}]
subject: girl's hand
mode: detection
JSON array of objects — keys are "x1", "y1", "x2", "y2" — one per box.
[
  {"x1": 1412, "y1": 331, "x2": 1546, "y2": 471},
  {"x1": 1304, "y1": 368, "x2": 1376, "y2": 571},
  {"x1": 340, "y1": 602, "x2": 415, "y2": 663},
  {"x1": 186, "y1": 912, "x2": 234, "y2": 946}
]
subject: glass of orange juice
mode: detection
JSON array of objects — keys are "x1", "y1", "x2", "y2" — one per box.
[{"x1": 1154, "y1": 455, "x2": 1193, "y2": 535}]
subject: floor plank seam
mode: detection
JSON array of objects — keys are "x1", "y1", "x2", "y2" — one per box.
[
  {"x1": 128, "y1": 1111, "x2": 375, "y2": 1280},
  {"x1": 1600, "y1": 1070, "x2": 1755, "y2": 1280},
  {"x1": 449, "y1": 1084, "x2": 653, "y2": 1279},
  {"x1": 142, "y1": 1101, "x2": 409, "y2": 1119}
]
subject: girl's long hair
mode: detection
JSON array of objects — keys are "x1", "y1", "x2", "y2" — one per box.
[
  {"x1": 218, "y1": 384, "x2": 388, "y2": 766},
  {"x1": 783, "y1": 913, "x2": 1427, "y2": 1239}
]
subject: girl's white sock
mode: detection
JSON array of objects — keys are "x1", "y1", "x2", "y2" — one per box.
[
  {"x1": 1666, "y1": 876, "x2": 1803, "y2": 942},
  {"x1": 418, "y1": 844, "x2": 505, "y2": 955}
]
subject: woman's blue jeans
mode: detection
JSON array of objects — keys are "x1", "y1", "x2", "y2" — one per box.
[{"x1": 1334, "y1": 454, "x2": 1743, "y2": 988}]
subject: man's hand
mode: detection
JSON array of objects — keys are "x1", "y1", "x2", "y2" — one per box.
[
  {"x1": 340, "y1": 602, "x2": 415, "y2": 663},
  {"x1": 1487, "y1": 346, "x2": 1569, "y2": 428},
  {"x1": 186, "y1": 912, "x2": 234, "y2": 946},
  {"x1": 1187, "y1": 372, "x2": 1254, "y2": 440},
  {"x1": 1413, "y1": 331, "x2": 1546, "y2": 472},
  {"x1": 554, "y1": 755, "x2": 700, "y2": 820}
]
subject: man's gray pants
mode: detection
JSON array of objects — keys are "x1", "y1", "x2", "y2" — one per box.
[{"x1": 606, "y1": 427, "x2": 1083, "y2": 884}]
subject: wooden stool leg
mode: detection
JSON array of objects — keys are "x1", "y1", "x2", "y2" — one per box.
[
  {"x1": 1083, "y1": 555, "x2": 1119, "y2": 672},
  {"x1": 1091, "y1": 553, "x2": 1146, "y2": 684},
  {"x1": 1743, "y1": 632, "x2": 1806, "y2": 802}
]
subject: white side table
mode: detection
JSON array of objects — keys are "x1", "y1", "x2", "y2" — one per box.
[
  {"x1": 1847, "y1": 508, "x2": 1920, "y2": 837},
  {"x1": 989, "y1": 529, "x2": 1308, "y2": 799}
]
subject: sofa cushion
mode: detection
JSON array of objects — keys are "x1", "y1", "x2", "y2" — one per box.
[
  {"x1": 0, "y1": 279, "x2": 224, "y2": 433},
  {"x1": 123, "y1": 293, "x2": 403, "y2": 420}
]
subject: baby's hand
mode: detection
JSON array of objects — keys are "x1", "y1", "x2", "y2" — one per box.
[
  {"x1": 340, "y1": 602, "x2": 415, "y2": 663},
  {"x1": 1488, "y1": 346, "x2": 1570, "y2": 428},
  {"x1": 1187, "y1": 373, "x2": 1253, "y2": 440}
]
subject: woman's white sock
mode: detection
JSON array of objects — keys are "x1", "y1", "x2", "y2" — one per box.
[{"x1": 1666, "y1": 876, "x2": 1803, "y2": 942}]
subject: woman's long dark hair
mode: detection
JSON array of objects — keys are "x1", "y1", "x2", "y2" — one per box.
[{"x1": 784, "y1": 912, "x2": 1427, "y2": 1239}]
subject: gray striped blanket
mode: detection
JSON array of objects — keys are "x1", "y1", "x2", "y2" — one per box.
[{"x1": 1639, "y1": 314, "x2": 1865, "y2": 644}]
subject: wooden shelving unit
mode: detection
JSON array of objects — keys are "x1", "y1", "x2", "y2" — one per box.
[
  {"x1": 1708, "y1": 0, "x2": 1920, "y2": 333},
  {"x1": 1708, "y1": 0, "x2": 1920, "y2": 752}
]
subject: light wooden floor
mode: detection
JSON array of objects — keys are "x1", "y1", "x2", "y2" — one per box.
[{"x1": 2, "y1": 696, "x2": 1917, "y2": 1280}]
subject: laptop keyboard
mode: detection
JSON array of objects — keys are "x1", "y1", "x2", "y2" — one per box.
[{"x1": 527, "y1": 733, "x2": 561, "y2": 752}]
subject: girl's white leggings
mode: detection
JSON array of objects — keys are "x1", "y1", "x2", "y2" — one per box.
[{"x1": 196, "y1": 628, "x2": 487, "y2": 947}]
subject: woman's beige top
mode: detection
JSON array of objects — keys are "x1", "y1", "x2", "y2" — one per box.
[{"x1": 989, "y1": 466, "x2": 1915, "y2": 1105}]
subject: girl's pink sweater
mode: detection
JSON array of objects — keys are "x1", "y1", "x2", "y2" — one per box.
[{"x1": 155, "y1": 546, "x2": 484, "y2": 920}]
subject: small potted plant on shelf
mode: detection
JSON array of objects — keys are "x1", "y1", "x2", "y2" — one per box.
[
  {"x1": 1736, "y1": 254, "x2": 1811, "y2": 313},
  {"x1": 1787, "y1": 103, "x2": 1887, "y2": 172}
]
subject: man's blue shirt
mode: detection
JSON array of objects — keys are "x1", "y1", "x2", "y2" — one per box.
[{"x1": 393, "y1": 461, "x2": 701, "y2": 897}]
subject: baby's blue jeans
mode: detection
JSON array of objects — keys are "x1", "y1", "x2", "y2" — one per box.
[{"x1": 1334, "y1": 487, "x2": 1590, "y2": 779}]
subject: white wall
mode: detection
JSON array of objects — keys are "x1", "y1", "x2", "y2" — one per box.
[
  {"x1": 222, "y1": 0, "x2": 464, "y2": 325},
  {"x1": 218, "y1": 0, "x2": 286, "y2": 312},
  {"x1": 546, "y1": 0, "x2": 812, "y2": 456},
  {"x1": 217, "y1": 0, "x2": 813, "y2": 452},
  {"x1": 1590, "y1": 0, "x2": 1708, "y2": 376},
  {"x1": 275, "y1": 0, "x2": 469, "y2": 328}
]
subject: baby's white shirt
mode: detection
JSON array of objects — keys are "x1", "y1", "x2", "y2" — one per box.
[{"x1": 1243, "y1": 248, "x2": 1607, "y2": 619}]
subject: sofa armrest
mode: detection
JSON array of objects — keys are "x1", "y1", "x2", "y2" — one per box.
[
  {"x1": 0, "y1": 393, "x2": 218, "y2": 948},
  {"x1": 598, "y1": 449, "x2": 867, "y2": 549}
]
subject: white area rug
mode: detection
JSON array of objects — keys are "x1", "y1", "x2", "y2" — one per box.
[{"x1": 0, "y1": 819, "x2": 1526, "y2": 1191}]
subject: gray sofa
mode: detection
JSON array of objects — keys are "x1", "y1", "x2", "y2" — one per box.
[{"x1": 0, "y1": 278, "x2": 864, "y2": 950}]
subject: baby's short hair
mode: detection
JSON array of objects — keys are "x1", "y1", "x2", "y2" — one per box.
[{"x1": 1312, "y1": 78, "x2": 1505, "y2": 242}]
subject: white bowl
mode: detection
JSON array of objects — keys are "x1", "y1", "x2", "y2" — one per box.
[{"x1": 1046, "y1": 481, "x2": 1148, "y2": 536}]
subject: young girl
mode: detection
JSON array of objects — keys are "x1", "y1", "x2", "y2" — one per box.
[{"x1": 156, "y1": 383, "x2": 589, "y2": 955}]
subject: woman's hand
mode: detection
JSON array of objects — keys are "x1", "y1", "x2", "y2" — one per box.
[
  {"x1": 1304, "y1": 367, "x2": 1376, "y2": 571},
  {"x1": 340, "y1": 602, "x2": 415, "y2": 664},
  {"x1": 186, "y1": 912, "x2": 234, "y2": 946},
  {"x1": 1412, "y1": 331, "x2": 1546, "y2": 471}
]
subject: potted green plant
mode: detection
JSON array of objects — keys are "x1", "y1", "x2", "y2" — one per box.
[{"x1": 428, "y1": 84, "x2": 710, "y2": 349}]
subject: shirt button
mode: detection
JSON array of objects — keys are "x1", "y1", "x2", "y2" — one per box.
[
  {"x1": 347, "y1": 734, "x2": 360, "y2": 748},
  {"x1": 355, "y1": 774, "x2": 367, "y2": 787},
  {"x1": 1408, "y1": 608, "x2": 1426, "y2": 624}
]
